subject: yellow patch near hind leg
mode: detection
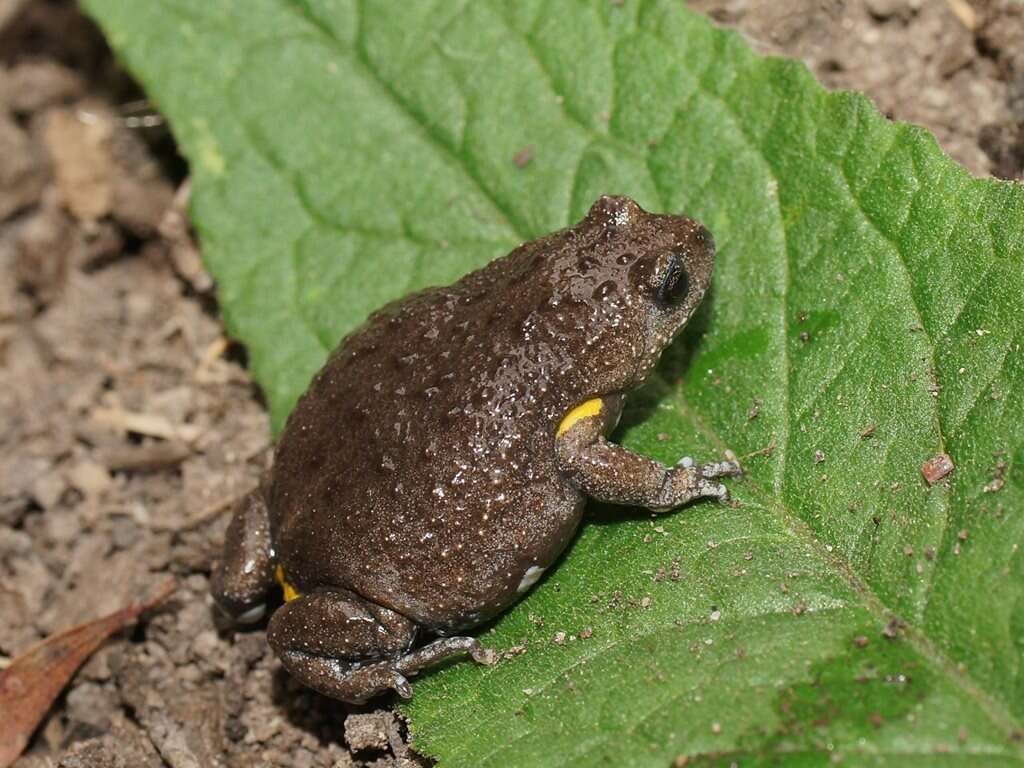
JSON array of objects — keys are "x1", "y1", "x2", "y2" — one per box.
[
  {"x1": 556, "y1": 398, "x2": 604, "y2": 438},
  {"x1": 275, "y1": 564, "x2": 302, "y2": 602}
]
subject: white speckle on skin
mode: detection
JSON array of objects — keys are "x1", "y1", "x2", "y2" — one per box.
[{"x1": 517, "y1": 565, "x2": 546, "y2": 594}]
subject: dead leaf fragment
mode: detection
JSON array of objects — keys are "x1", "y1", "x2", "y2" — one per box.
[{"x1": 0, "y1": 579, "x2": 175, "y2": 767}]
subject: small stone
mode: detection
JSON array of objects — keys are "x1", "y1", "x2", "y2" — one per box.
[
  {"x1": 2, "y1": 60, "x2": 84, "y2": 113},
  {"x1": 31, "y1": 469, "x2": 67, "y2": 509},
  {"x1": 66, "y1": 460, "x2": 111, "y2": 496},
  {"x1": 44, "y1": 107, "x2": 115, "y2": 224},
  {"x1": 345, "y1": 712, "x2": 391, "y2": 753},
  {"x1": 865, "y1": 0, "x2": 909, "y2": 19}
]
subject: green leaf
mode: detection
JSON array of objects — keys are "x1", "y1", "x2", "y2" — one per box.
[{"x1": 82, "y1": 1, "x2": 1024, "y2": 765}]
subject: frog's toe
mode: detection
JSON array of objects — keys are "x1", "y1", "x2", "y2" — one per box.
[
  {"x1": 391, "y1": 671, "x2": 413, "y2": 699},
  {"x1": 699, "y1": 459, "x2": 743, "y2": 479}
]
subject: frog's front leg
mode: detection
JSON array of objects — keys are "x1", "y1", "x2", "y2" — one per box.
[
  {"x1": 211, "y1": 487, "x2": 276, "y2": 623},
  {"x1": 267, "y1": 588, "x2": 493, "y2": 703},
  {"x1": 554, "y1": 396, "x2": 741, "y2": 511}
]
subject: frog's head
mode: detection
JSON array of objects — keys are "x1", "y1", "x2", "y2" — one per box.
[{"x1": 574, "y1": 195, "x2": 717, "y2": 388}]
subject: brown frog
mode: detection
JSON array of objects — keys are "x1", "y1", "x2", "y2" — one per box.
[{"x1": 212, "y1": 196, "x2": 741, "y2": 703}]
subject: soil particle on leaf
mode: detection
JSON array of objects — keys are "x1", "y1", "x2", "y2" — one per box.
[
  {"x1": 882, "y1": 617, "x2": 907, "y2": 639},
  {"x1": 512, "y1": 144, "x2": 534, "y2": 168},
  {"x1": 746, "y1": 397, "x2": 761, "y2": 420},
  {"x1": 921, "y1": 453, "x2": 955, "y2": 485},
  {"x1": 983, "y1": 460, "x2": 1008, "y2": 493}
]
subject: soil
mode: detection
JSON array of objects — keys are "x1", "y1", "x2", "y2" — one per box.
[{"x1": 0, "y1": 1, "x2": 1021, "y2": 766}]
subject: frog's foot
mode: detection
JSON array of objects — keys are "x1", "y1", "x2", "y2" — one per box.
[
  {"x1": 274, "y1": 652, "x2": 414, "y2": 703},
  {"x1": 676, "y1": 455, "x2": 743, "y2": 480},
  {"x1": 647, "y1": 455, "x2": 742, "y2": 510},
  {"x1": 395, "y1": 636, "x2": 497, "y2": 679},
  {"x1": 211, "y1": 488, "x2": 275, "y2": 622},
  {"x1": 267, "y1": 587, "x2": 421, "y2": 704}
]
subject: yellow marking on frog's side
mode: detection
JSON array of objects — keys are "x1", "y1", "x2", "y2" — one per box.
[
  {"x1": 275, "y1": 564, "x2": 302, "y2": 602},
  {"x1": 556, "y1": 398, "x2": 603, "y2": 438}
]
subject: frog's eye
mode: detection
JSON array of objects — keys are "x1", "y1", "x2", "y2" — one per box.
[{"x1": 655, "y1": 253, "x2": 689, "y2": 307}]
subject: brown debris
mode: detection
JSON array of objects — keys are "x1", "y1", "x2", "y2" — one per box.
[
  {"x1": 512, "y1": 145, "x2": 534, "y2": 168},
  {"x1": 882, "y1": 617, "x2": 907, "y2": 640},
  {"x1": 345, "y1": 712, "x2": 391, "y2": 753},
  {"x1": 43, "y1": 106, "x2": 115, "y2": 224},
  {"x1": 983, "y1": 460, "x2": 1008, "y2": 493},
  {"x1": 0, "y1": 111, "x2": 47, "y2": 222},
  {"x1": 0, "y1": 60, "x2": 84, "y2": 114},
  {"x1": 921, "y1": 453, "x2": 955, "y2": 485}
]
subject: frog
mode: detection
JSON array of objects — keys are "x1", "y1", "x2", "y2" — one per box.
[{"x1": 211, "y1": 195, "x2": 741, "y2": 703}]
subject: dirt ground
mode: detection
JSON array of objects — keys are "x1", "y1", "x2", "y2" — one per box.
[{"x1": 0, "y1": 1, "x2": 1021, "y2": 766}]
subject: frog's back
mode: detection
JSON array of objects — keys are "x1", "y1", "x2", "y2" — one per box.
[{"x1": 270, "y1": 231, "x2": 607, "y2": 631}]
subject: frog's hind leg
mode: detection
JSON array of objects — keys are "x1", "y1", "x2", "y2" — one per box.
[
  {"x1": 211, "y1": 488, "x2": 276, "y2": 623},
  {"x1": 267, "y1": 589, "x2": 493, "y2": 703}
]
